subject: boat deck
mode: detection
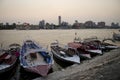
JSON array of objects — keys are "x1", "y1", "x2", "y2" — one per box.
[
  {"x1": 25, "y1": 52, "x2": 48, "y2": 67},
  {"x1": 51, "y1": 46, "x2": 80, "y2": 63}
]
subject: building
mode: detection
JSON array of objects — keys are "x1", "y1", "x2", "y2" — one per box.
[
  {"x1": 16, "y1": 22, "x2": 39, "y2": 30},
  {"x1": 16, "y1": 22, "x2": 30, "y2": 30},
  {"x1": 58, "y1": 16, "x2": 61, "y2": 26},
  {"x1": 97, "y1": 22, "x2": 105, "y2": 28},
  {"x1": 72, "y1": 20, "x2": 84, "y2": 29},
  {"x1": 111, "y1": 22, "x2": 119, "y2": 28},
  {"x1": 59, "y1": 21, "x2": 69, "y2": 29},
  {"x1": 39, "y1": 20, "x2": 45, "y2": 29},
  {"x1": 72, "y1": 20, "x2": 80, "y2": 29},
  {"x1": 84, "y1": 21, "x2": 96, "y2": 28}
]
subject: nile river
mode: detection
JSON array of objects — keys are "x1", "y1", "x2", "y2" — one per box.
[
  {"x1": 0, "y1": 29, "x2": 120, "y2": 79},
  {"x1": 0, "y1": 29, "x2": 120, "y2": 49}
]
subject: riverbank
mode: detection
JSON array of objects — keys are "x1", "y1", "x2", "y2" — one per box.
[{"x1": 34, "y1": 48, "x2": 120, "y2": 80}]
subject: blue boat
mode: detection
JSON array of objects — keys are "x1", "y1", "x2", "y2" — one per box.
[{"x1": 20, "y1": 40, "x2": 54, "y2": 76}]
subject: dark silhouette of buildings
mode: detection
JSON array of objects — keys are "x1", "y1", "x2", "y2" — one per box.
[
  {"x1": 97, "y1": 22, "x2": 105, "y2": 28},
  {"x1": 111, "y1": 22, "x2": 119, "y2": 28},
  {"x1": 84, "y1": 21, "x2": 96, "y2": 28},
  {"x1": 0, "y1": 16, "x2": 120, "y2": 30}
]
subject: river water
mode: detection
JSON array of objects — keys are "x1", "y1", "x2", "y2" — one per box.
[
  {"x1": 0, "y1": 29, "x2": 120, "y2": 49},
  {"x1": 0, "y1": 29, "x2": 120, "y2": 80}
]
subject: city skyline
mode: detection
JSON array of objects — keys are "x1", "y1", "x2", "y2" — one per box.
[{"x1": 0, "y1": 0, "x2": 120, "y2": 25}]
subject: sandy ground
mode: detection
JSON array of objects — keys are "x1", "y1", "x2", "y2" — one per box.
[{"x1": 34, "y1": 48, "x2": 120, "y2": 80}]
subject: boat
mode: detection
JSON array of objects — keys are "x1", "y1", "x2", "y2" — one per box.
[
  {"x1": 20, "y1": 40, "x2": 54, "y2": 76},
  {"x1": 0, "y1": 45, "x2": 19, "y2": 79},
  {"x1": 9, "y1": 43, "x2": 21, "y2": 51},
  {"x1": 113, "y1": 32, "x2": 120, "y2": 41},
  {"x1": 101, "y1": 42, "x2": 118, "y2": 51},
  {"x1": 68, "y1": 41, "x2": 102, "y2": 58},
  {"x1": 68, "y1": 42, "x2": 91, "y2": 59},
  {"x1": 50, "y1": 41, "x2": 80, "y2": 68},
  {"x1": 0, "y1": 50, "x2": 16, "y2": 73},
  {"x1": 74, "y1": 36, "x2": 102, "y2": 55},
  {"x1": 83, "y1": 37, "x2": 118, "y2": 52},
  {"x1": 9, "y1": 43, "x2": 21, "y2": 58}
]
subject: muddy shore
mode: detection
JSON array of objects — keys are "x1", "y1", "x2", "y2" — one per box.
[{"x1": 34, "y1": 48, "x2": 120, "y2": 80}]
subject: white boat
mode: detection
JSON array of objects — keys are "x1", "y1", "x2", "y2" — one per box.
[
  {"x1": 50, "y1": 41, "x2": 80, "y2": 68},
  {"x1": 101, "y1": 42, "x2": 119, "y2": 51}
]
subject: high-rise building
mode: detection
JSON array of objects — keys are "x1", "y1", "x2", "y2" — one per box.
[
  {"x1": 58, "y1": 16, "x2": 61, "y2": 26},
  {"x1": 39, "y1": 20, "x2": 45, "y2": 29}
]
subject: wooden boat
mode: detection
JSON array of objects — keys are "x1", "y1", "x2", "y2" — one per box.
[
  {"x1": 68, "y1": 42, "x2": 103, "y2": 58},
  {"x1": 83, "y1": 38, "x2": 118, "y2": 52},
  {"x1": 50, "y1": 41, "x2": 80, "y2": 68},
  {"x1": 82, "y1": 38, "x2": 103, "y2": 54},
  {"x1": 101, "y1": 42, "x2": 118, "y2": 51},
  {"x1": 9, "y1": 43, "x2": 21, "y2": 58},
  {"x1": 20, "y1": 40, "x2": 54, "y2": 76},
  {"x1": 9, "y1": 43, "x2": 21, "y2": 51},
  {"x1": 0, "y1": 51, "x2": 16, "y2": 73},
  {"x1": 68, "y1": 42, "x2": 91, "y2": 59},
  {"x1": 73, "y1": 36, "x2": 102, "y2": 55},
  {"x1": 113, "y1": 32, "x2": 120, "y2": 41},
  {"x1": 0, "y1": 46, "x2": 18, "y2": 79}
]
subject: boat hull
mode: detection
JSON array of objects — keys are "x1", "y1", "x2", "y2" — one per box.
[
  {"x1": 0, "y1": 56, "x2": 18, "y2": 80},
  {"x1": 79, "y1": 53, "x2": 91, "y2": 60},
  {"x1": 101, "y1": 43, "x2": 118, "y2": 52},
  {"x1": 51, "y1": 49, "x2": 80, "y2": 68},
  {"x1": 80, "y1": 48, "x2": 102, "y2": 57},
  {"x1": 113, "y1": 33, "x2": 120, "y2": 41},
  {"x1": 22, "y1": 64, "x2": 52, "y2": 76}
]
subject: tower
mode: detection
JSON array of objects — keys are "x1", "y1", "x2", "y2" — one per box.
[
  {"x1": 39, "y1": 20, "x2": 45, "y2": 29},
  {"x1": 58, "y1": 16, "x2": 61, "y2": 26}
]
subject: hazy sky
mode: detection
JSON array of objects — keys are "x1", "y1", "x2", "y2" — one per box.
[{"x1": 0, "y1": 0, "x2": 120, "y2": 25}]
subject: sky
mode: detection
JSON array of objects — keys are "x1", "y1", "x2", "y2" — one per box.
[{"x1": 0, "y1": 0, "x2": 120, "y2": 25}]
